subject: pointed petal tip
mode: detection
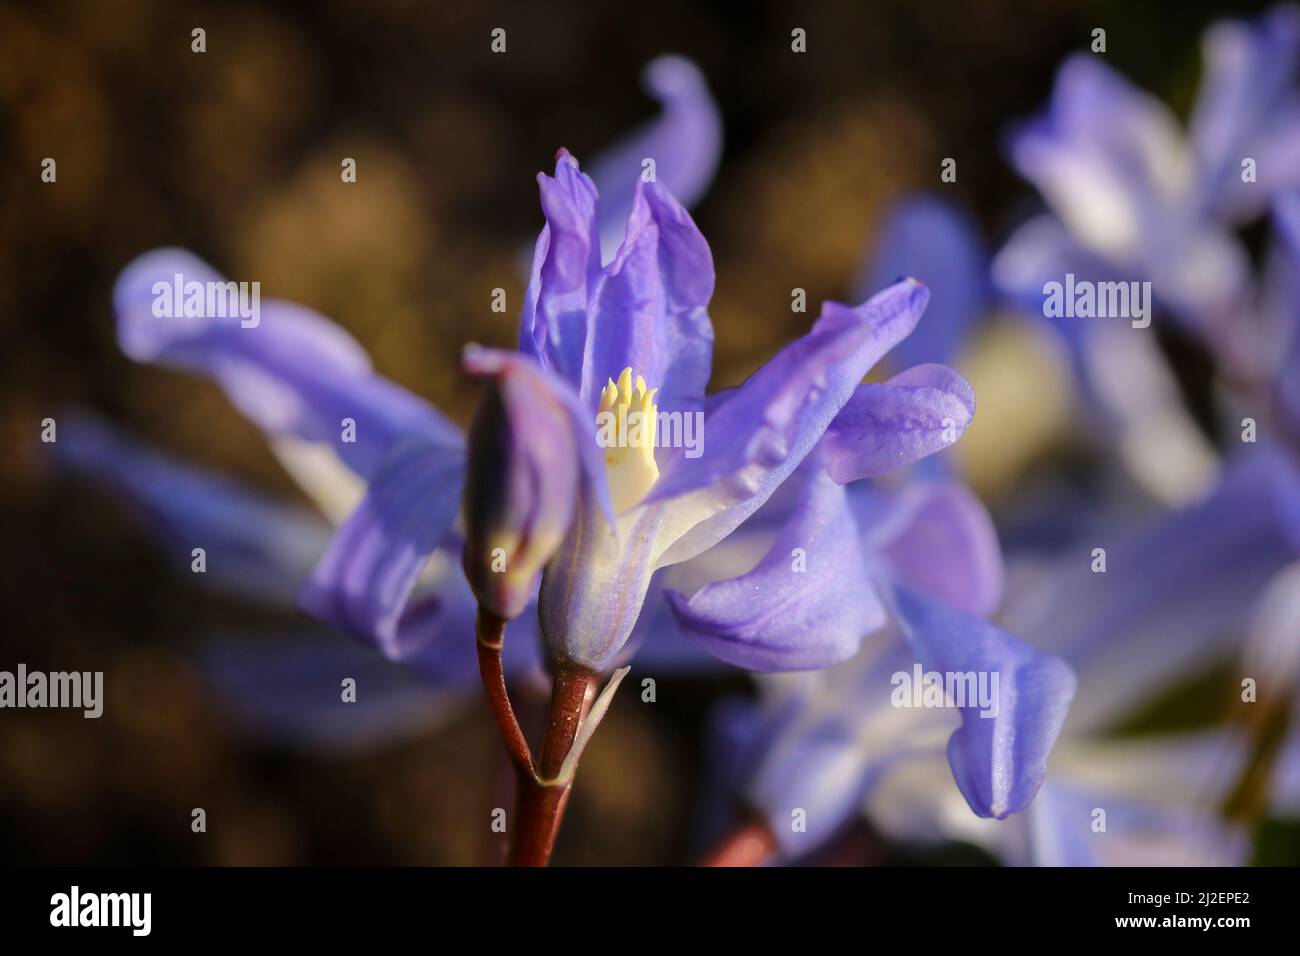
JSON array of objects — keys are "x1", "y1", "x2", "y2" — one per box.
[{"x1": 553, "y1": 147, "x2": 581, "y2": 172}]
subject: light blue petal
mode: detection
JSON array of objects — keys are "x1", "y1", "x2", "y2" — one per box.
[
  {"x1": 461, "y1": 347, "x2": 597, "y2": 619},
  {"x1": 1009, "y1": 445, "x2": 1300, "y2": 732},
  {"x1": 871, "y1": 481, "x2": 1005, "y2": 618},
  {"x1": 200, "y1": 632, "x2": 467, "y2": 754},
  {"x1": 822, "y1": 363, "x2": 975, "y2": 482},
  {"x1": 52, "y1": 412, "x2": 331, "y2": 606},
  {"x1": 299, "y1": 439, "x2": 465, "y2": 659},
  {"x1": 1191, "y1": 6, "x2": 1300, "y2": 219},
  {"x1": 665, "y1": 468, "x2": 887, "y2": 671},
  {"x1": 587, "y1": 55, "x2": 723, "y2": 263},
  {"x1": 893, "y1": 587, "x2": 1076, "y2": 819},
  {"x1": 648, "y1": 278, "x2": 931, "y2": 567},
  {"x1": 858, "y1": 195, "x2": 989, "y2": 366},
  {"x1": 583, "y1": 178, "x2": 715, "y2": 414},
  {"x1": 519, "y1": 152, "x2": 603, "y2": 388},
  {"x1": 115, "y1": 248, "x2": 462, "y2": 479},
  {"x1": 1028, "y1": 778, "x2": 1248, "y2": 866}
]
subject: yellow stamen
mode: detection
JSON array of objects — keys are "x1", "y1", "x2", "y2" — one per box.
[{"x1": 596, "y1": 366, "x2": 660, "y2": 512}]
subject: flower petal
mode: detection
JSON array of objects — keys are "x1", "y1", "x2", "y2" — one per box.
[
  {"x1": 991, "y1": 214, "x2": 1117, "y2": 361},
  {"x1": 199, "y1": 632, "x2": 466, "y2": 754},
  {"x1": 519, "y1": 152, "x2": 602, "y2": 388},
  {"x1": 461, "y1": 347, "x2": 595, "y2": 619},
  {"x1": 822, "y1": 363, "x2": 975, "y2": 482},
  {"x1": 1006, "y1": 58, "x2": 1251, "y2": 331},
  {"x1": 52, "y1": 412, "x2": 331, "y2": 606},
  {"x1": 665, "y1": 469, "x2": 887, "y2": 671},
  {"x1": 587, "y1": 54, "x2": 723, "y2": 264},
  {"x1": 115, "y1": 248, "x2": 462, "y2": 479},
  {"x1": 746, "y1": 634, "x2": 952, "y2": 856},
  {"x1": 1274, "y1": 194, "x2": 1300, "y2": 432},
  {"x1": 1009, "y1": 55, "x2": 1191, "y2": 263},
  {"x1": 583, "y1": 178, "x2": 716, "y2": 413},
  {"x1": 1190, "y1": 6, "x2": 1300, "y2": 219},
  {"x1": 1026, "y1": 778, "x2": 1248, "y2": 866},
  {"x1": 298, "y1": 438, "x2": 466, "y2": 659},
  {"x1": 1006, "y1": 445, "x2": 1300, "y2": 732},
  {"x1": 462, "y1": 348, "x2": 618, "y2": 671},
  {"x1": 892, "y1": 586, "x2": 1076, "y2": 819},
  {"x1": 1030, "y1": 731, "x2": 1253, "y2": 866},
  {"x1": 1277, "y1": 190, "x2": 1300, "y2": 258},
  {"x1": 464, "y1": 344, "x2": 614, "y2": 529},
  {"x1": 872, "y1": 481, "x2": 1005, "y2": 618},
  {"x1": 858, "y1": 195, "x2": 989, "y2": 366},
  {"x1": 646, "y1": 278, "x2": 931, "y2": 568}
]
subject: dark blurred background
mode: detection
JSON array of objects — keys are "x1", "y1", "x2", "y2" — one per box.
[{"x1": 0, "y1": 0, "x2": 1272, "y2": 864}]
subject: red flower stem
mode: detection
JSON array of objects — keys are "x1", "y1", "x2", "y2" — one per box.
[
  {"x1": 699, "y1": 816, "x2": 779, "y2": 867},
  {"x1": 476, "y1": 606, "x2": 596, "y2": 866},
  {"x1": 509, "y1": 664, "x2": 594, "y2": 867},
  {"x1": 475, "y1": 608, "x2": 534, "y2": 778}
]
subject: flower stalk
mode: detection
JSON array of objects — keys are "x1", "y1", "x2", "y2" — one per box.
[
  {"x1": 509, "y1": 666, "x2": 594, "y2": 867},
  {"x1": 476, "y1": 606, "x2": 597, "y2": 866},
  {"x1": 475, "y1": 608, "x2": 535, "y2": 779},
  {"x1": 699, "y1": 817, "x2": 778, "y2": 867}
]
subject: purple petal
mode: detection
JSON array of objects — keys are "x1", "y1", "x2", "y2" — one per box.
[
  {"x1": 1273, "y1": 195, "x2": 1300, "y2": 432},
  {"x1": 991, "y1": 214, "x2": 1118, "y2": 348},
  {"x1": 1009, "y1": 445, "x2": 1300, "y2": 731},
  {"x1": 519, "y1": 152, "x2": 602, "y2": 388},
  {"x1": 617, "y1": 598, "x2": 727, "y2": 675},
  {"x1": 892, "y1": 587, "x2": 1076, "y2": 819},
  {"x1": 823, "y1": 363, "x2": 975, "y2": 481},
  {"x1": 537, "y1": 504, "x2": 644, "y2": 670},
  {"x1": 1191, "y1": 6, "x2": 1300, "y2": 220},
  {"x1": 1271, "y1": 727, "x2": 1300, "y2": 816},
  {"x1": 1027, "y1": 778, "x2": 1248, "y2": 866},
  {"x1": 52, "y1": 412, "x2": 331, "y2": 606},
  {"x1": 461, "y1": 347, "x2": 591, "y2": 619},
  {"x1": 858, "y1": 195, "x2": 989, "y2": 365},
  {"x1": 401, "y1": 571, "x2": 547, "y2": 688},
  {"x1": 1025, "y1": 730, "x2": 1254, "y2": 867},
  {"x1": 1008, "y1": 55, "x2": 1186, "y2": 263},
  {"x1": 115, "y1": 248, "x2": 462, "y2": 479},
  {"x1": 199, "y1": 632, "x2": 466, "y2": 754},
  {"x1": 464, "y1": 346, "x2": 612, "y2": 521},
  {"x1": 648, "y1": 278, "x2": 931, "y2": 566},
  {"x1": 753, "y1": 712, "x2": 889, "y2": 853},
  {"x1": 608, "y1": 565, "x2": 728, "y2": 675},
  {"x1": 665, "y1": 469, "x2": 887, "y2": 671},
  {"x1": 299, "y1": 439, "x2": 465, "y2": 659},
  {"x1": 872, "y1": 481, "x2": 1005, "y2": 618},
  {"x1": 1006, "y1": 58, "x2": 1251, "y2": 331},
  {"x1": 465, "y1": 347, "x2": 619, "y2": 671},
  {"x1": 587, "y1": 54, "x2": 723, "y2": 263},
  {"x1": 583, "y1": 178, "x2": 716, "y2": 413},
  {"x1": 1277, "y1": 191, "x2": 1300, "y2": 259},
  {"x1": 747, "y1": 634, "x2": 947, "y2": 855}
]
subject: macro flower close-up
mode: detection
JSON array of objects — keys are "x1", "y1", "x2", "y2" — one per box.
[{"x1": 3, "y1": 0, "x2": 1299, "y2": 937}]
